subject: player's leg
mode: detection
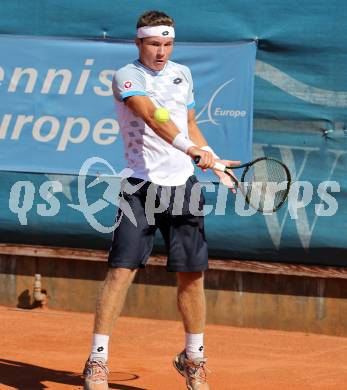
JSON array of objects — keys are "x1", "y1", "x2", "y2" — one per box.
[
  {"x1": 177, "y1": 271, "x2": 206, "y2": 335},
  {"x1": 160, "y1": 175, "x2": 210, "y2": 389},
  {"x1": 83, "y1": 178, "x2": 155, "y2": 390},
  {"x1": 94, "y1": 267, "x2": 138, "y2": 335},
  {"x1": 175, "y1": 271, "x2": 209, "y2": 390},
  {"x1": 177, "y1": 271, "x2": 207, "y2": 362},
  {"x1": 83, "y1": 268, "x2": 136, "y2": 390}
]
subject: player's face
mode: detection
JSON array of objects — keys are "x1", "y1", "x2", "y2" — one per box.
[{"x1": 137, "y1": 37, "x2": 174, "y2": 71}]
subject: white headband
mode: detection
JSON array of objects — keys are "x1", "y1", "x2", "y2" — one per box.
[{"x1": 137, "y1": 25, "x2": 175, "y2": 38}]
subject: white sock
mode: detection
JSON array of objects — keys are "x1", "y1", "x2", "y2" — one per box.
[
  {"x1": 185, "y1": 332, "x2": 204, "y2": 360},
  {"x1": 90, "y1": 333, "x2": 109, "y2": 362}
]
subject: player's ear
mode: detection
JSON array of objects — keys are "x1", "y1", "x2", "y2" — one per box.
[{"x1": 135, "y1": 38, "x2": 141, "y2": 48}]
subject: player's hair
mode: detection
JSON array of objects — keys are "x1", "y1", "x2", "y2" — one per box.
[{"x1": 136, "y1": 10, "x2": 175, "y2": 28}]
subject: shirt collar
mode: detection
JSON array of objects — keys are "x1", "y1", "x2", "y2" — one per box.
[{"x1": 134, "y1": 59, "x2": 168, "y2": 75}]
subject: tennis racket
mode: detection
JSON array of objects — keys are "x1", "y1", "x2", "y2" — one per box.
[{"x1": 194, "y1": 156, "x2": 291, "y2": 213}]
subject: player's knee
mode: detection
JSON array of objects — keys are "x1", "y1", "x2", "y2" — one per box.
[
  {"x1": 177, "y1": 271, "x2": 204, "y2": 288},
  {"x1": 107, "y1": 267, "x2": 137, "y2": 286}
]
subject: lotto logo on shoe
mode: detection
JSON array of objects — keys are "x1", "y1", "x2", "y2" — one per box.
[{"x1": 124, "y1": 80, "x2": 132, "y2": 89}]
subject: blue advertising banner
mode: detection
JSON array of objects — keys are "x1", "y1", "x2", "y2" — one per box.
[
  {"x1": 1, "y1": 125, "x2": 346, "y2": 266},
  {"x1": 1, "y1": 3, "x2": 346, "y2": 266},
  {"x1": 0, "y1": 35, "x2": 256, "y2": 180}
]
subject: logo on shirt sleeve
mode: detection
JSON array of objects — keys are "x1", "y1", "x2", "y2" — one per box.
[{"x1": 124, "y1": 80, "x2": 133, "y2": 89}]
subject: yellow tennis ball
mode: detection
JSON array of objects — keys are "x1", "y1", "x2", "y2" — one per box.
[{"x1": 154, "y1": 107, "x2": 170, "y2": 123}]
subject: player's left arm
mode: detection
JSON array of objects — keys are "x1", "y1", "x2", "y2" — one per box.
[
  {"x1": 188, "y1": 108, "x2": 240, "y2": 191},
  {"x1": 187, "y1": 108, "x2": 208, "y2": 148}
]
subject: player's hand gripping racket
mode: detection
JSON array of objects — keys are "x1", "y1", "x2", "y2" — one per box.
[{"x1": 194, "y1": 156, "x2": 291, "y2": 213}]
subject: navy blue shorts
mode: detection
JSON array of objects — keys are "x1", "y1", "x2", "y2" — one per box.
[{"x1": 108, "y1": 175, "x2": 208, "y2": 272}]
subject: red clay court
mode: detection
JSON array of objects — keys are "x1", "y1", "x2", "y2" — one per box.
[{"x1": 1, "y1": 305, "x2": 347, "y2": 390}]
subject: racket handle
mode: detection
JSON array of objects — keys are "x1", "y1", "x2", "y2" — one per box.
[{"x1": 193, "y1": 156, "x2": 226, "y2": 172}]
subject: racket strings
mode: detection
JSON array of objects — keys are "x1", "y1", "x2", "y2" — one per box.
[{"x1": 242, "y1": 159, "x2": 290, "y2": 212}]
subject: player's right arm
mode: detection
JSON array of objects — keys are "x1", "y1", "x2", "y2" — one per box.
[
  {"x1": 112, "y1": 67, "x2": 214, "y2": 168},
  {"x1": 126, "y1": 96, "x2": 214, "y2": 168},
  {"x1": 125, "y1": 95, "x2": 179, "y2": 144}
]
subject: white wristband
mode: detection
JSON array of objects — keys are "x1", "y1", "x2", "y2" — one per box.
[
  {"x1": 172, "y1": 133, "x2": 196, "y2": 154},
  {"x1": 201, "y1": 145, "x2": 220, "y2": 159}
]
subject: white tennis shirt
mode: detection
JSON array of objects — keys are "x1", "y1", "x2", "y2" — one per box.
[{"x1": 112, "y1": 60, "x2": 195, "y2": 186}]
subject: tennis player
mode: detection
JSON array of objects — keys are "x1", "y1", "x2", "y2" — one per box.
[{"x1": 83, "y1": 10, "x2": 238, "y2": 390}]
